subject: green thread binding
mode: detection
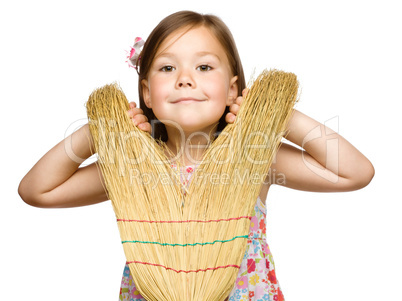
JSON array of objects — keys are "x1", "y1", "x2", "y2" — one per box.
[{"x1": 122, "y1": 235, "x2": 248, "y2": 247}]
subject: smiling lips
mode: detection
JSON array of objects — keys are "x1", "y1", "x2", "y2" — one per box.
[{"x1": 171, "y1": 97, "x2": 205, "y2": 104}]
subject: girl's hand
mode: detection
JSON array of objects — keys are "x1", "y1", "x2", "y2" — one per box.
[
  {"x1": 127, "y1": 102, "x2": 152, "y2": 133},
  {"x1": 226, "y1": 88, "x2": 249, "y2": 123}
]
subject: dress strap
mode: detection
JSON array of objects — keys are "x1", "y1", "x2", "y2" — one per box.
[{"x1": 256, "y1": 196, "x2": 267, "y2": 215}]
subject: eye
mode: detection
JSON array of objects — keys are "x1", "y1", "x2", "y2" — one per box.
[
  {"x1": 160, "y1": 65, "x2": 175, "y2": 72},
  {"x1": 197, "y1": 65, "x2": 212, "y2": 71}
]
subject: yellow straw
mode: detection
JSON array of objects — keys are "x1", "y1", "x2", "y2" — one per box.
[{"x1": 86, "y1": 69, "x2": 298, "y2": 300}]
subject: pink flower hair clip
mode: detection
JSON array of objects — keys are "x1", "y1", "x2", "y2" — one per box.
[{"x1": 126, "y1": 37, "x2": 145, "y2": 69}]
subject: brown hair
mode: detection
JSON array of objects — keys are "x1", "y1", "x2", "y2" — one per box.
[{"x1": 136, "y1": 10, "x2": 246, "y2": 142}]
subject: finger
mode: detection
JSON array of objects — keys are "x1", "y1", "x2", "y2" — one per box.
[
  {"x1": 242, "y1": 88, "x2": 250, "y2": 97},
  {"x1": 229, "y1": 103, "x2": 240, "y2": 115},
  {"x1": 132, "y1": 114, "x2": 148, "y2": 126},
  {"x1": 138, "y1": 122, "x2": 152, "y2": 134},
  {"x1": 235, "y1": 96, "x2": 243, "y2": 106},
  {"x1": 132, "y1": 108, "x2": 144, "y2": 115},
  {"x1": 129, "y1": 102, "x2": 137, "y2": 109},
  {"x1": 127, "y1": 107, "x2": 144, "y2": 118},
  {"x1": 225, "y1": 112, "x2": 236, "y2": 123}
]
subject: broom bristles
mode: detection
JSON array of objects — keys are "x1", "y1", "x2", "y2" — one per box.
[{"x1": 86, "y1": 69, "x2": 298, "y2": 300}]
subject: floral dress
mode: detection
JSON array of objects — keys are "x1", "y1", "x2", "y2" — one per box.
[{"x1": 119, "y1": 164, "x2": 285, "y2": 301}]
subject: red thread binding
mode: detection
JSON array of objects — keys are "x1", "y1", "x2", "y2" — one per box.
[{"x1": 126, "y1": 261, "x2": 240, "y2": 273}]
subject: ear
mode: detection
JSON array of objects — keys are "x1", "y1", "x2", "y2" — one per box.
[
  {"x1": 226, "y1": 75, "x2": 238, "y2": 106},
  {"x1": 141, "y1": 79, "x2": 152, "y2": 108}
]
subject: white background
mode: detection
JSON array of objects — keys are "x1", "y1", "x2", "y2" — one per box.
[{"x1": 1, "y1": 0, "x2": 401, "y2": 300}]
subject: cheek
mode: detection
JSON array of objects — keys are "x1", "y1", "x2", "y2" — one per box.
[
  {"x1": 204, "y1": 74, "x2": 230, "y2": 98},
  {"x1": 149, "y1": 77, "x2": 167, "y2": 99}
]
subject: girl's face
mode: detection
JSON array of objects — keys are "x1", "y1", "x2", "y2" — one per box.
[{"x1": 142, "y1": 26, "x2": 238, "y2": 135}]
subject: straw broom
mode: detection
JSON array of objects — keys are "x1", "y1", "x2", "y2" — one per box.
[{"x1": 86, "y1": 69, "x2": 298, "y2": 300}]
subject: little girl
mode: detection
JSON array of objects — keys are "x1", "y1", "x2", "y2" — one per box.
[{"x1": 19, "y1": 10, "x2": 374, "y2": 301}]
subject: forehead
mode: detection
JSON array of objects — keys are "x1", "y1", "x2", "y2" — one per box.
[{"x1": 155, "y1": 26, "x2": 229, "y2": 63}]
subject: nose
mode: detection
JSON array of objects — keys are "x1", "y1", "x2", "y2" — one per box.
[
  {"x1": 176, "y1": 69, "x2": 195, "y2": 89},
  {"x1": 178, "y1": 81, "x2": 192, "y2": 88}
]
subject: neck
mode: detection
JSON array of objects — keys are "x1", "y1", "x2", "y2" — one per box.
[{"x1": 164, "y1": 124, "x2": 218, "y2": 166}]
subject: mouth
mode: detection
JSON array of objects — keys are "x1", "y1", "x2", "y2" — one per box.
[{"x1": 171, "y1": 97, "x2": 205, "y2": 104}]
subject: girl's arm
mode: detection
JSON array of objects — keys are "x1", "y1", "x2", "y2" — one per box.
[
  {"x1": 18, "y1": 124, "x2": 108, "y2": 208},
  {"x1": 228, "y1": 94, "x2": 374, "y2": 192},
  {"x1": 18, "y1": 103, "x2": 151, "y2": 208},
  {"x1": 270, "y1": 110, "x2": 375, "y2": 192}
]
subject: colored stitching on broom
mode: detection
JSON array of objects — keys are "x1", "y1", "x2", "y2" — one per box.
[
  {"x1": 121, "y1": 235, "x2": 248, "y2": 246},
  {"x1": 126, "y1": 261, "x2": 240, "y2": 273},
  {"x1": 117, "y1": 216, "x2": 251, "y2": 223}
]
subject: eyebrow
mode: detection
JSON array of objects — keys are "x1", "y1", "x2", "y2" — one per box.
[
  {"x1": 195, "y1": 51, "x2": 221, "y2": 61},
  {"x1": 155, "y1": 51, "x2": 221, "y2": 61}
]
